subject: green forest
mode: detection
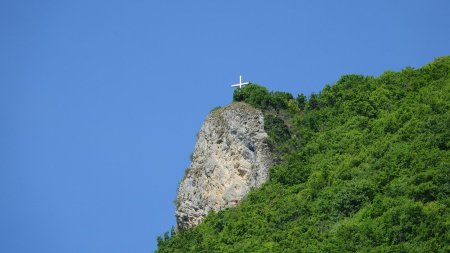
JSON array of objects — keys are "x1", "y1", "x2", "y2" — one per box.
[{"x1": 156, "y1": 57, "x2": 450, "y2": 252}]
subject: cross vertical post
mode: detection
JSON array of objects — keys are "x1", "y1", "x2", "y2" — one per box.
[{"x1": 231, "y1": 75, "x2": 250, "y2": 89}]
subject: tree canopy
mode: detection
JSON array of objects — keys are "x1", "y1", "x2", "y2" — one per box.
[{"x1": 156, "y1": 56, "x2": 450, "y2": 252}]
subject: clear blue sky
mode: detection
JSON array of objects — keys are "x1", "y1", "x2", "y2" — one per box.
[{"x1": 1, "y1": 1, "x2": 449, "y2": 252}]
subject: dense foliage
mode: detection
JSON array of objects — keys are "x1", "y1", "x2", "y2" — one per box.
[{"x1": 156, "y1": 57, "x2": 450, "y2": 252}]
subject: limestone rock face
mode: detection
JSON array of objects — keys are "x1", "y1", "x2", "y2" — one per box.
[{"x1": 175, "y1": 102, "x2": 273, "y2": 231}]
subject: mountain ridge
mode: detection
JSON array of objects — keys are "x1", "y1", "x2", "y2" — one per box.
[{"x1": 157, "y1": 56, "x2": 450, "y2": 252}]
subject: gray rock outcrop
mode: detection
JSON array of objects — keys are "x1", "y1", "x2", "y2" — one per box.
[{"x1": 175, "y1": 102, "x2": 273, "y2": 231}]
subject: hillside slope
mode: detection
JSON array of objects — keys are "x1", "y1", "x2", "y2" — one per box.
[{"x1": 156, "y1": 57, "x2": 450, "y2": 252}]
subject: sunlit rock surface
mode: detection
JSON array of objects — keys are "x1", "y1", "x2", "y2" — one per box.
[{"x1": 175, "y1": 102, "x2": 273, "y2": 231}]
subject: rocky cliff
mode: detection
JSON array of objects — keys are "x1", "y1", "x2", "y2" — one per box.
[{"x1": 175, "y1": 102, "x2": 273, "y2": 231}]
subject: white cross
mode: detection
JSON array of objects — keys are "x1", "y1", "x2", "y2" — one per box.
[{"x1": 231, "y1": 75, "x2": 249, "y2": 88}]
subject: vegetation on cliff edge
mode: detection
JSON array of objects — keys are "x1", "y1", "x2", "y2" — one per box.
[{"x1": 156, "y1": 57, "x2": 450, "y2": 252}]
